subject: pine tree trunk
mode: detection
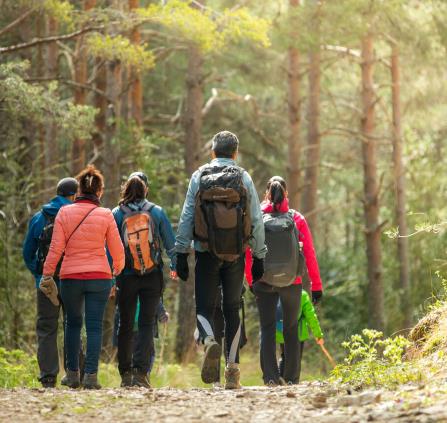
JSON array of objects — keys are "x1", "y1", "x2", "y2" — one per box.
[
  {"x1": 45, "y1": 16, "x2": 59, "y2": 189},
  {"x1": 391, "y1": 45, "x2": 411, "y2": 328},
  {"x1": 361, "y1": 34, "x2": 384, "y2": 331},
  {"x1": 128, "y1": 0, "x2": 143, "y2": 127},
  {"x1": 36, "y1": 13, "x2": 45, "y2": 200},
  {"x1": 287, "y1": 0, "x2": 301, "y2": 209},
  {"x1": 302, "y1": 48, "x2": 321, "y2": 231},
  {"x1": 72, "y1": 0, "x2": 96, "y2": 175},
  {"x1": 175, "y1": 42, "x2": 204, "y2": 363}
]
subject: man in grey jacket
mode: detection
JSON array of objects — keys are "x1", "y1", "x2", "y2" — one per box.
[{"x1": 176, "y1": 131, "x2": 266, "y2": 389}]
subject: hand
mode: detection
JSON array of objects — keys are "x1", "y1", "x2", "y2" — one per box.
[
  {"x1": 39, "y1": 276, "x2": 60, "y2": 306},
  {"x1": 170, "y1": 270, "x2": 178, "y2": 281},
  {"x1": 312, "y1": 290, "x2": 323, "y2": 304},
  {"x1": 316, "y1": 338, "x2": 324, "y2": 346},
  {"x1": 176, "y1": 253, "x2": 189, "y2": 281},
  {"x1": 109, "y1": 285, "x2": 116, "y2": 299},
  {"x1": 251, "y1": 257, "x2": 264, "y2": 282},
  {"x1": 159, "y1": 311, "x2": 170, "y2": 324}
]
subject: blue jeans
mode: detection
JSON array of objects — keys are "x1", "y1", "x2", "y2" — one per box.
[{"x1": 60, "y1": 279, "x2": 112, "y2": 374}]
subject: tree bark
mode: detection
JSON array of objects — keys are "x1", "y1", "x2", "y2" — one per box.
[
  {"x1": 360, "y1": 34, "x2": 384, "y2": 331},
  {"x1": 391, "y1": 45, "x2": 411, "y2": 328},
  {"x1": 128, "y1": 0, "x2": 143, "y2": 126},
  {"x1": 287, "y1": 0, "x2": 301, "y2": 209},
  {"x1": 44, "y1": 16, "x2": 59, "y2": 190},
  {"x1": 175, "y1": 40, "x2": 204, "y2": 363},
  {"x1": 302, "y1": 48, "x2": 321, "y2": 231},
  {"x1": 72, "y1": 0, "x2": 96, "y2": 175}
]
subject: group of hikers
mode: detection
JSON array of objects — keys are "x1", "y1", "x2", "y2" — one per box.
[{"x1": 23, "y1": 130, "x2": 324, "y2": 390}]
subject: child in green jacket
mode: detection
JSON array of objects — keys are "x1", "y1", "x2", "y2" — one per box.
[{"x1": 276, "y1": 290, "x2": 324, "y2": 382}]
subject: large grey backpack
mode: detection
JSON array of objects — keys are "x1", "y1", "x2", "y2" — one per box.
[{"x1": 262, "y1": 210, "x2": 304, "y2": 287}]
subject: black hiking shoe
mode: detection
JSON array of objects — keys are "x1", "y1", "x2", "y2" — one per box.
[
  {"x1": 120, "y1": 371, "x2": 132, "y2": 387},
  {"x1": 201, "y1": 337, "x2": 221, "y2": 384},
  {"x1": 132, "y1": 369, "x2": 151, "y2": 388},
  {"x1": 82, "y1": 373, "x2": 101, "y2": 390},
  {"x1": 40, "y1": 376, "x2": 56, "y2": 388},
  {"x1": 61, "y1": 370, "x2": 80, "y2": 389}
]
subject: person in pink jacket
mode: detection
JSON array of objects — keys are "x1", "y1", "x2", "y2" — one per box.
[
  {"x1": 245, "y1": 176, "x2": 323, "y2": 385},
  {"x1": 43, "y1": 165, "x2": 124, "y2": 389}
]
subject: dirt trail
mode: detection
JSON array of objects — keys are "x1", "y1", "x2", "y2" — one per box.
[{"x1": 2, "y1": 382, "x2": 447, "y2": 422}]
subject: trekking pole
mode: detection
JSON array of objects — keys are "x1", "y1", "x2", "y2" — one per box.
[
  {"x1": 156, "y1": 322, "x2": 168, "y2": 375},
  {"x1": 319, "y1": 344, "x2": 336, "y2": 368}
]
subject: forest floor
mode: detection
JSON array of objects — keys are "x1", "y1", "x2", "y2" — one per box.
[{"x1": 2, "y1": 379, "x2": 447, "y2": 423}]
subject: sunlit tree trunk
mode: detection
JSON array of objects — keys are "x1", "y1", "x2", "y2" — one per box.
[
  {"x1": 287, "y1": 0, "x2": 301, "y2": 209},
  {"x1": 175, "y1": 30, "x2": 205, "y2": 362},
  {"x1": 302, "y1": 49, "x2": 320, "y2": 231},
  {"x1": 72, "y1": 0, "x2": 96, "y2": 175},
  {"x1": 361, "y1": 34, "x2": 384, "y2": 331},
  {"x1": 128, "y1": 0, "x2": 143, "y2": 127},
  {"x1": 391, "y1": 45, "x2": 411, "y2": 328},
  {"x1": 45, "y1": 16, "x2": 59, "y2": 188}
]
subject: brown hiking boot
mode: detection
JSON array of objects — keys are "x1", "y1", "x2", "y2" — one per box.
[
  {"x1": 61, "y1": 369, "x2": 80, "y2": 389},
  {"x1": 201, "y1": 337, "x2": 221, "y2": 384},
  {"x1": 120, "y1": 371, "x2": 132, "y2": 388},
  {"x1": 224, "y1": 363, "x2": 241, "y2": 390},
  {"x1": 132, "y1": 369, "x2": 151, "y2": 388},
  {"x1": 82, "y1": 373, "x2": 101, "y2": 390}
]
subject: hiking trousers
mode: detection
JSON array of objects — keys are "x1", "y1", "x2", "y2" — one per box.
[
  {"x1": 253, "y1": 282, "x2": 302, "y2": 384},
  {"x1": 195, "y1": 251, "x2": 245, "y2": 364},
  {"x1": 279, "y1": 341, "x2": 305, "y2": 382},
  {"x1": 36, "y1": 287, "x2": 85, "y2": 382},
  {"x1": 117, "y1": 271, "x2": 163, "y2": 375},
  {"x1": 60, "y1": 279, "x2": 112, "y2": 374}
]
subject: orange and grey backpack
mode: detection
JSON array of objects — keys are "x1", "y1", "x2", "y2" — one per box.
[{"x1": 120, "y1": 202, "x2": 161, "y2": 274}]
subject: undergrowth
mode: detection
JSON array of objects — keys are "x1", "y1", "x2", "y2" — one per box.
[{"x1": 330, "y1": 329, "x2": 423, "y2": 389}]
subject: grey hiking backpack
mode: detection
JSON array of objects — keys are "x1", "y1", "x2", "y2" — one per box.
[{"x1": 262, "y1": 210, "x2": 305, "y2": 287}]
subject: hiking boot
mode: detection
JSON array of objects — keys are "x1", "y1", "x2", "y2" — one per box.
[
  {"x1": 61, "y1": 370, "x2": 80, "y2": 389},
  {"x1": 224, "y1": 363, "x2": 241, "y2": 390},
  {"x1": 120, "y1": 371, "x2": 132, "y2": 388},
  {"x1": 82, "y1": 373, "x2": 101, "y2": 390},
  {"x1": 132, "y1": 369, "x2": 151, "y2": 388},
  {"x1": 40, "y1": 376, "x2": 56, "y2": 388},
  {"x1": 265, "y1": 380, "x2": 279, "y2": 387},
  {"x1": 201, "y1": 336, "x2": 221, "y2": 384}
]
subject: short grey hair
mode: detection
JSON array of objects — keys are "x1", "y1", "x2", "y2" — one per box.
[{"x1": 211, "y1": 131, "x2": 239, "y2": 158}]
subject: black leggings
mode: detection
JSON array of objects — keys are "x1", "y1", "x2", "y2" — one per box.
[
  {"x1": 117, "y1": 271, "x2": 163, "y2": 375},
  {"x1": 195, "y1": 251, "x2": 245, "y2": 364},
  {"x1": 254, "y1": 282, "x2": 302, "y2": 384}
]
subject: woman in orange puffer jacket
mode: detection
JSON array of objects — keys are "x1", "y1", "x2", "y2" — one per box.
[{"x1": 43, "y1": 165, "x2": 124, "y2": 389}]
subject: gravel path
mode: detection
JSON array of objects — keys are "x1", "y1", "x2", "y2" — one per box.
[{"x1": 2, "y1": 382, "x2": 447, "y2": 422}]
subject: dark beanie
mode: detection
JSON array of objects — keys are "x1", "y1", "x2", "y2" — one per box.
[
  {"x1": 128, "y1": 171, "x2": 149, "y2": 187},
  {"x1": 56, "y1": 177, "x2": 79, "y2": 197}
]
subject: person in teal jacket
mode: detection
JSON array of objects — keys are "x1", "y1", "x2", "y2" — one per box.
[{"x1": 276, "y1": 290, "x2": 324, "y2": 382}]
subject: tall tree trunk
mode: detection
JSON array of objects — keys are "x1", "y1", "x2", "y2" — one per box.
[
  {"x1": 391, "y1": 45, "x2": 411, "y2": 328},
  {"x1": 287, "y1": 0, "x2": 301, "y2": 209},
  {"x1": 72, "y1": 0, "x2": 96, "y2": 175},
  {"x1": 302, "y1": 49, "x2": 321, "y2": 231},
  {"x1": 128, "y1": 0, "x2": 143, "y2": 127},
  {"x1": 361, "y1": 34, "x2": 384, "y2": 331},
  {"x1": 45, "y1": 16, "x2": 59, "y2": 188},
  {"x1": 175, "y1": 42, "x2": 204, "y2": 363}
]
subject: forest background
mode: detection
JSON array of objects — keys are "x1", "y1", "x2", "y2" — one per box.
[{"x1": 1, "y1": 0, "x2": 447, "y2": 387}]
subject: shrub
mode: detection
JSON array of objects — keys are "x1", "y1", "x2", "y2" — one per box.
[{"x1": 0, "y1": 348, "x2": 39, "y2": 388}]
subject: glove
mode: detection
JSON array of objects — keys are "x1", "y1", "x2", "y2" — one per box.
[
  {"x1": 312, "y1": 290, "x2": 323, "y2": 304},
  {"x1": 176, "y1": 253, "x2": 189, "y2": 281},
  {"x1": 251, "y1": 257, "x2": 264, "y2": 283},
  {"x1": 159, "y1": 311, "x2": 170, "y2": 324},
  {"x1": 39, "y1": 276, "x2": 60, "y2": 306}
]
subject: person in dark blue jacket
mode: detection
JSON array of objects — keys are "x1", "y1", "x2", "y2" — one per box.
[
  {"x1": 22, "y1": 177, "x2": 78, "y2": 388},
  {"x1": 113, "y1": 172, "x2": 177, "y2": 388}
]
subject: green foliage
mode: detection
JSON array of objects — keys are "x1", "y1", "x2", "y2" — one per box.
[
  {"x1": 87, "y1": 34, "x2": 155, "y2": 70},
  {"x1": 137, "y1": 0, "x2": 270, "y2": 53},
  {"x1": 331, "y1": 329, "x2": 422, "y2": 388},
  {"x1": 0, "y1": 348, "x2": 39, "y2": 388}
]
